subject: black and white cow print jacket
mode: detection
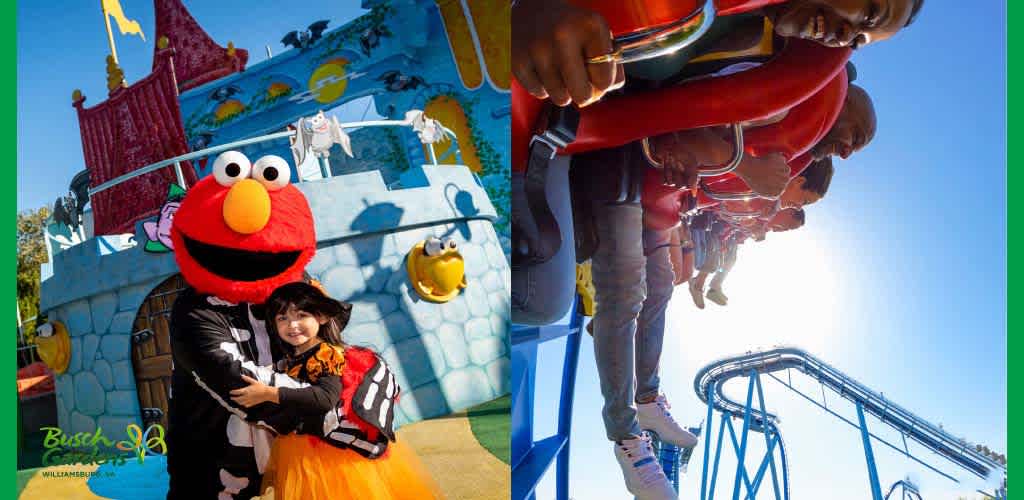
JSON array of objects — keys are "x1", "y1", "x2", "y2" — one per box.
[{"x1": 165, "y1": 288, "x2": 399, "y2": 500}]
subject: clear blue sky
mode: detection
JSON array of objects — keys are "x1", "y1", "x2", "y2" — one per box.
[
  {"x1": 17, "y1": 0, "x2": 377, "y2": 212},
  {"x1": 534, "y1": 2, "x2": 1007, "y2": 499}
]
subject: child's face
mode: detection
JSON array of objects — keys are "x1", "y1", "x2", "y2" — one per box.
[{"x1": 274, "y1": 305, "x2": 328, "y2": 348}]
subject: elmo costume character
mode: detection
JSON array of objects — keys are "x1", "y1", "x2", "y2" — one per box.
[{"x1": 166, "y1": 151, "x2": 399, "y2": 499}]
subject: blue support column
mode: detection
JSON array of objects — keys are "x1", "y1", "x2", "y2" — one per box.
[
  {"x1": 732, "y1": 373, "x2": 757, "y2": 500},
  {"x1": 724, "y1": 417, "x2": 757, "y2": 495},
  {"x1": 511, "y1": 300, "x2": 584, "y2": 500},
  {"x1": 748, "y1": 433, "x2": 780, "y2": 496},
  {"x1": 555, "y1": 311, "x2": 584, "y2": 500},
  {"x1": 708, "y1": 413, "x2": 729, "y2": 500},
  {"x1": 856, "y1": 402, "x2": 884, "y2": 500},
  {"x1": 753, "y1": 374, "x2": 782, "y2": 500},
  {"x1": 701, "y1": 385, "x2": 715, "y2": 499}
]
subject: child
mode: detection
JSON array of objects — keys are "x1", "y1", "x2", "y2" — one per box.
[{"x1": 229, "y1": 282, "x2": 442, "y2": 500}]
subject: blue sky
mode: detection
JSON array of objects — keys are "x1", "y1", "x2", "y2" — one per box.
[
  {"x1": 534, "y1": 1, "x2": 1007, "y2": 499},
  {"x1": 17, "y1": 0, "x2": 378, "y2": 212}
]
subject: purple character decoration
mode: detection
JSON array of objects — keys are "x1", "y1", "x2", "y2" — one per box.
[{"x1": 143, "y1": 184, "x2": 186, "y2": 253}]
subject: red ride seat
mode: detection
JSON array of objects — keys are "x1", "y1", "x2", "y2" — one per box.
[
  {"x1": 512, "y1": 0, "x2": 830, "y2": 172},
  {"x1": 512, "y1": 39, "x2": 849, "y2": 171}
]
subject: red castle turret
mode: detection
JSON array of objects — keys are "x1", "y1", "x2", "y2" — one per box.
[
  {"x1": 152, "y1": 0, "x2": 248, "y2": 91},
  {"x1": 75, "y1": 0, "x2": 249, "y2": 235}
]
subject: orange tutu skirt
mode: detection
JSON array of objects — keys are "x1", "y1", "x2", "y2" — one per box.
[{"x1": 260, "y1": 434, "x2": 444, "y2": 500}]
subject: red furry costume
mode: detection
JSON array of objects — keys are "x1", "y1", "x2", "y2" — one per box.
[{"x1": 170, "y1": 173, "x2": 316, "y2": 304}]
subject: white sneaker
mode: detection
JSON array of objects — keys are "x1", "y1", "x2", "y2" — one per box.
[
  {"x1": 688, "y1": 279, "x2": 705, "y2": 309},
  {"x1": 706, "y1": 288, "x2": 728, "y2": 306},
  {"x1": 613, "y1": 433, "x2": 677, "y2": 500},
  {"x1": 637, "y1": 395, "x2": 699, "y2": 448}
]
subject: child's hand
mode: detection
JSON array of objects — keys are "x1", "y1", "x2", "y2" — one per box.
[{"x1": 230, "y1": 375, "x2": 279, "y2": 407}]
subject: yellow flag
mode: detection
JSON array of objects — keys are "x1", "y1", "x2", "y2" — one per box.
[{"x1": 102, "y1": 0, "x2": 146, "y2": 41}]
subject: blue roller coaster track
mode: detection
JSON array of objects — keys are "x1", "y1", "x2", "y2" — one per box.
[
  {"x1": 511, "y1": 304, "x2": 1008, "y2": 500},
  {"x1": 695, "y1": 347, "x2": 1006, "y2": 499}
]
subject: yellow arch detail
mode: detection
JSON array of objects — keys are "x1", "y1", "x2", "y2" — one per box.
[
  {"x1": 435, "y1": 0, "x2": 483, "y2": 89},
  {"x1": 424, "y1": 96, "x2": 483, "y2": 173},
  {"x1": 465, "y1": 0, "x2": 510, "y2": 90}
]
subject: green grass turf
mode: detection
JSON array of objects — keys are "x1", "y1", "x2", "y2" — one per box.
[
  {"x1": 16, "y1": 468, "x2": 40, "y2": 498},
  {"x1": 466, "y1": 395, "x2": 511, "y2": 465}
]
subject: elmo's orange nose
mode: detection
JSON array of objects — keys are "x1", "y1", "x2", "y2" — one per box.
[{"x1": 223, "y1": 179, "x2": 271, "y2": 234}]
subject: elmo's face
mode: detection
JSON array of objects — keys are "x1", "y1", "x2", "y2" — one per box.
[{"x1": 171, "y1": 151, "x2": 315, "y2": 304}]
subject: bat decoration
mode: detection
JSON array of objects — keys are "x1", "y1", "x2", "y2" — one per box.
[
  {"x1": 209, "y1": 85, "x2": 242, "y2": 103},
  {"x1": 404, "y1": 110, "x2": 446, "y2": 144},
  {"x1": 282, "y1": 20, "x2": 330, "y2": 50},
  {"x1": 189, "y1": 132, "x2": 216, "y2": 171},
  {"x1": 377, "y1": 70, "x2": 427, "y2": 92},
  {"x1": 189, "y1": 132, "x2": 214, "y2": 152},
  {"x1": 359, "y1": 25, "x2": 392, "y2": 56},
  {"x1": 290, "y1": 110, "x2": 354, "y2": 167},
  {"x1": 53, "y1": 195, "x2": 74, "y2": 229}
]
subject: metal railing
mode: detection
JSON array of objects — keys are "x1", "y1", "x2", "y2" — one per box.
[{"x1": 89, "y1": 118, "x2": 461, "y2": 197}]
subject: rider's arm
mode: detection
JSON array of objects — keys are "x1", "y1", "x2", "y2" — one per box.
[{"x1": 513, "y1": 0, "x2": 621, "y2": 106}]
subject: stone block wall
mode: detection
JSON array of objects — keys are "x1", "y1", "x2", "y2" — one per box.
[
  {"x1": 39, "y1": 164, "x2": 509, "y2": 436},
  {"x1": 299, "y1": 165, "x2": 509, "y2": 425},
  {"x1": 309, "y1": 218, "x2": 509, "y2": 425},
  {"x1": 44, "y1": 274, "x2": 172, "y2": 442}
]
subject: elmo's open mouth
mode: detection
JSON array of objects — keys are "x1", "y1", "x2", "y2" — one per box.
[{"x1": 182, "y1": 234, "x2": 302, "y2": 281}]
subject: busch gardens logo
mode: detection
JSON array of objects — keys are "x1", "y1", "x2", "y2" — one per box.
[{"x1": 40, "y1": 424, "x2": 167, "y2": 467}]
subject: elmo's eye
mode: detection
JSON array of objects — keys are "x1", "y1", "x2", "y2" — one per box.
[
  {"x1": 252, "y1": 155, "x2": 291, "y2": 191},
  {"x1": 445, "y1": 239, "x2": 458, "y2": 250},
  {"x1": 424, "y1": 237, "x2": 443, "y2": 256},
  {"x1": 212, "y1": 151, "x2": 252, "y2": 186},
  {"x1": 36, "y1": 323, "x2": 54, "y2": 338}
]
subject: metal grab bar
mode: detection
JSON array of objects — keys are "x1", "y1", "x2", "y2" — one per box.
[
  {"x1": 701, "y1": 187, "x2": 757, "y2": 202},
  {"x1": 589, "y1": 0, "x2": 717, "y2": 66},
  {"x1": 703, "y1": 187, "x2": 780, "y2": 202},
  {"x1": 641, "y1": 123, "x2": 745, "y2": 178},
  {"x1": 717, "y1": 208, "x2": 762, "y2": 219}
]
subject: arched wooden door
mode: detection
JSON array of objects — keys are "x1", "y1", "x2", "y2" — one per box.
[{"x1": 130, "y1": 273, "x2": 187, "y2": 431}]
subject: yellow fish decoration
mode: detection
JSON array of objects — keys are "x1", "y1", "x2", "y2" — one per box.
[
  {"x1": 407, "y1": 237, "x2": 467, "y2": 303},
  {"x1": 35, "y1": 321, "x2": 71, "y2": 375}
]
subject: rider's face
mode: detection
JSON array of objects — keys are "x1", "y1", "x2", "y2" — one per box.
[
  {"x1": 811, "y1": 86, "x2": 876, "y2": 161},
  {"x1": 769, "y1": 0, "x2": 916, "y2": 48}
]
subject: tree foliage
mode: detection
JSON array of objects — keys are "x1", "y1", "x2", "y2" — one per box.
[{"x1": 17, "y1": 206, "x2": 50, "y2": 333}]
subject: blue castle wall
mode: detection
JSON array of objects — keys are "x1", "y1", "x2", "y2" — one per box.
[
  {"x1": 40, "y1": 164, "x2": 509, "y2": 440},
  {"x1": 178, "y1": 0, "x2": 510, "y2": 248}
]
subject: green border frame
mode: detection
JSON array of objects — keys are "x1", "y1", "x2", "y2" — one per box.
[
  {"x1": 1008, "y1": 0, "x2": 1017, "y2": 493},
  {"x1": 7, "y1": 0, "x2": 18, "y2": 497}
]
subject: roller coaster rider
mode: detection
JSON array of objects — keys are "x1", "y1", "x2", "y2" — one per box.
[{"x1": 511, "y1": 1, "x2": 921, "y2": 498}]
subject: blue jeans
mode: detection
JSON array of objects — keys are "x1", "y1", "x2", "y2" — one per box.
[
  {"x1": 590, "y1": 202, "x2": 675, "y2": 441},
  {"x1": 510, "y1": 160, "x2": 577, "y2": 326}
]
